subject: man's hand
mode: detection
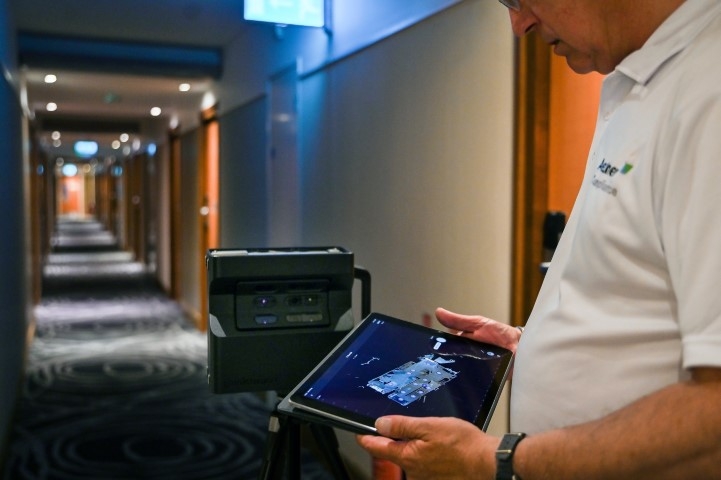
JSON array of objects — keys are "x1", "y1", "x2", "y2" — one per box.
[
  {"x1": 436, "y1": 307, "x2": 522, "y2": 353},
  {"x1": 357, "y1": 415, "x2": 499, "y2": 480}
]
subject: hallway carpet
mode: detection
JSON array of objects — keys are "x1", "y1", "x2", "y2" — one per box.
[{"x1": 2, "y1": 219, "x2": 333, "y2": 480}]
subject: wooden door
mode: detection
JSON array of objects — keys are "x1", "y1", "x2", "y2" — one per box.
[
  {"x1": 511, "y1": 34, "x2": 603, "y2": 327},
  {"x1": 197, "y1": 105, "x2": 220, "y2": 331}
]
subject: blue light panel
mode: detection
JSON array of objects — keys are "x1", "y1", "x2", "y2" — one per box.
[
  {"x1": 74, "y1": 140, "x2": 98, "y2": 157},
  {"x1": 244, "y1": 0, "x2": 325, "y2": 27}
]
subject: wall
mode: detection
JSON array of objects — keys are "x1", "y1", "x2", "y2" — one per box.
[
  {"x1": 178, "y1": 130, "x2": 201, "y2": 321},
  {"x1": 216, "y1": 0, "x2": 514, "y2": 475},
  {"x1": 155, "y1": 145, "x2": 172, "y2": 290},
  {"x1": 0, "y1": 0, "x2": 27, "y2": 462},
  {"x1": 218, "y1": 96, "x2": 268, "y2": 248},
  {"x1": 217, "y1": 0, "x2": 461, "y2": 111}
]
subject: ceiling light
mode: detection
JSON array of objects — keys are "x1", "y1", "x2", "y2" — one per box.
[
  {"x1": 179, "y1": 83, "x2": 191, "y2": 92},
  {"x1": 46, "y1": 102, "x2": 57, "y2": 112},
  {"x1": 61, "y1": 163, "x2": 78, "y2": 177},
  {"x1": 112, "y1": 140, "x2": 121, "y2": 149},
  {"x1": 119, "y1": 133, "x2": 129, "y2": 142},
  {"x1": 74, "y1": 140, "x2": 98, "y2": 157},
  {"x1": 44, "y1": 74, "x2": 57, "y2": 84},
  {"x1": 150, "y1": 107, "x2": 162, "y2": 116},
  {"x1": 51, "y1": 131, "x2": 61, "y2": 140}
]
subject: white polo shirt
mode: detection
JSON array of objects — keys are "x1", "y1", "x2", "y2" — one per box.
[{"x1": 511, "y1": 0, "x2": 721, "y2": 434}]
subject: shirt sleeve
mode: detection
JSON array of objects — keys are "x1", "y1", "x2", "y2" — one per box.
[{"x1": 657, "y1": 79, "x2": 721, "y2": 369}]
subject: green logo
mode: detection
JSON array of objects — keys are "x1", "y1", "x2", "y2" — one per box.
[{"x1": 620, "y1": 163, "x2": 634, "y2": 174}]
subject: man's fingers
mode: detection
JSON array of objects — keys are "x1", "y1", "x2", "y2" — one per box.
[
  {"x1": 435, "y1": 307, "x2": 487, "y2": 332},
  {"x1": 356, "y1": 433, "x2": 396, "y2": 457},
  {"x1": 357, "y1": 429, "x2": 411, "y2": 465}
]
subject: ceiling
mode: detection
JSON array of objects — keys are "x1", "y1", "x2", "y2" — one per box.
[{"x1": 9, "y1": 0, "x2": 251, "y2": 160}]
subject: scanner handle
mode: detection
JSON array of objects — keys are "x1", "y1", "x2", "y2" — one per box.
[{"x1": 353, "y1": 267, "x2": 371, "y2": 318}]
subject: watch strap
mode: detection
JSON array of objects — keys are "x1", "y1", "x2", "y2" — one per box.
[{"x1": 495, "y1": 432, "x2": 527, "y2": 480}]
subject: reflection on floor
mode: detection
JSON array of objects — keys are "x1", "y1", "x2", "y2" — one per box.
[{"x1": 2, "y1": 218, "x2": 333, "y2": 480}]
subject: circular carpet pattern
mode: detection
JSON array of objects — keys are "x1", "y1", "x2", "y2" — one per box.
[{"x1": 4, "y1": 224, "x2": 335, "y2": 480}]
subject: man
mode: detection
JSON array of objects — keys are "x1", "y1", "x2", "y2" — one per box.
[{"x1": 357, "y1": 0, "x2": 721, "y2": 478}]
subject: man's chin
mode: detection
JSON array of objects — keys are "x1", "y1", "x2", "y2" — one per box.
[{"x1": 562, "y1": 54, "x2": 599, "y2": 75}]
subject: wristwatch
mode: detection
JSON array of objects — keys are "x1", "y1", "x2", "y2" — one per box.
[{"x1": 495, "y1": 432, "x2": 527, "y2": 480}]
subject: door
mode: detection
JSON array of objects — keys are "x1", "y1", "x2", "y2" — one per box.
[
  {"x1": 267, "y1": 64, "x2": 300, "y2": 247},
  {"x1": 511, "y1": 34, "x2": 603, "y2": 327},
  {"x1": 197, "y1": 105, "x2": 220, "y2": 331}
]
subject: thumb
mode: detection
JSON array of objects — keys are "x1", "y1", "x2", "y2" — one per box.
[{"x1": 376, "y1": 415, "x2": 427, "y2": 440}]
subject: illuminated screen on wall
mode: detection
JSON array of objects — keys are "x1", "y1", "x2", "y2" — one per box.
[{"x1": 244, "y1": 0, "x2": 325, "y2": 27}]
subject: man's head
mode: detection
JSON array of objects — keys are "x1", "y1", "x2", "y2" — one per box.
[{"x1": 500, "y1": 0, "x2": 686, "y2": 74}]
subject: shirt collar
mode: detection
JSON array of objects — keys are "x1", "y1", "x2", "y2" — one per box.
[{"x1": 616, "y1": 0, "x2": 721, "y2": 85}]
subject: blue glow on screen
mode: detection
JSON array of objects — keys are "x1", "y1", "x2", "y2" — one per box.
[{"x1": 244, "y1": 0, "x2": 324, "y2": 27}]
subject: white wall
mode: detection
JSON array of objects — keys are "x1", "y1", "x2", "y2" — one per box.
[
  {"x1": 216, "y1": 0, "x2": 515, "y2": 476},
  {"x1": 218, "y1": 96, "x2": 268, "y2": 248},
  {"x1": 155, "y1": 144, "x2": 172, "y2": 292},
  {"x1": 178, "y1": 130, "x2": 201, "y2": 320},
  {"x1": 299, "y1": 2, "x2": 514, "y2": 473},
  {"x1": 300, "y1": 4, "x2": 514, "y2": 325},
  {"x1": 217, "y1": 0, "x2": 461, "y2": 111}
]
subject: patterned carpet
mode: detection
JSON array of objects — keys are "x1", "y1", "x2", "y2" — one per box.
[{"x1": 2, "y1": 219, "x2": 334, "y2": 480}]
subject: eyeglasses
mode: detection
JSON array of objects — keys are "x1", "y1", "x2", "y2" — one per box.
[{"x1": 498, "y1": 0, "x2": 521, "y2": 11}]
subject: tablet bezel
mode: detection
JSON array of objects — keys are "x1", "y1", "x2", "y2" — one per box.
[{"x1": 280, "y1": 312, "x2": 514, "y2": 434}]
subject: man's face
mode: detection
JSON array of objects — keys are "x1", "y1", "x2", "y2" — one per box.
[{"x1": 509, "y1": 0, "x2": 623, "y2": 74}]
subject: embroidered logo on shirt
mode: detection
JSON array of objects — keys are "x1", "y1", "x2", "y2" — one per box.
[{"x1": 592, "y1": 159, "x2": 633, "y2": 196}]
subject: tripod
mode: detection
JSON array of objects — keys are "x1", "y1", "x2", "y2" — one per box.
[
  {"x1": 257, "y1": 266, "x2": 371, "y2": 479},
  {"x1": 258, "y1": 403, "x2": 350, "y2": 480}
]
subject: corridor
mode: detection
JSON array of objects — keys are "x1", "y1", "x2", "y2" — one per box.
[{"x1": 2, "y1": 218, "x2": 332, "y2": 480}]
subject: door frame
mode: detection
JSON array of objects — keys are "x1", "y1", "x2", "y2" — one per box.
[
  {"x1": 197, "y1": 104, "x2": 220, "y2": 331},
  {"x1": 511, "y1": 34, "x2": 551, "y2": 328}
]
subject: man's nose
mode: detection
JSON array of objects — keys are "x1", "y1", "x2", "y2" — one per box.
[{"x1": 509, "y1": 8, "x2": 537, "y2": 37}]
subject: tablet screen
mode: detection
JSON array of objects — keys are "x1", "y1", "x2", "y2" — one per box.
[{"x1": 284, "y1": 312, "x2": 513, "y2": 433}]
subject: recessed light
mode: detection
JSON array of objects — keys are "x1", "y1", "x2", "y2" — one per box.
[
  {"x1": 44, "y1": 74, "x2": 57, "y2": 84},
  {"x1": 61, "y1": 163, "x2": 78, "y2": 177},
  {"x1": 179, "y1": 83, "x2": 191, "y2": 92},
  {"x1": 150, "y1": 107, "x2": 162, "y2": 116},
  {"x1": 74, "y1": 141, "x2": 98, "y2": 157},
  {"x1": 46, "y1": 102, "x2": 57, "y2": 112}
]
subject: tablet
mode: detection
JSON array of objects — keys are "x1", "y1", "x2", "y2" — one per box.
[{"x1": 278, "y1": 312, "x2": 514, "y2": 435}]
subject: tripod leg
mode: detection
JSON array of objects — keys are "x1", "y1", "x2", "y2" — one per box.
[
  {"x1": 258, "y1": 412, "x2": 303, "y2": 480},
  {"x1": 309, "y1": 424, "x2": 351, "y2": 480},
  {"x1": 259, "y1": 413, "x2": 285, "y2": 480},
  {"x1": 287, "y1": 420, "x2": 301, "y2": 478}
]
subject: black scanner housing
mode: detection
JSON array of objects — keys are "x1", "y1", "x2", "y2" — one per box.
[{"x1": 206, "y1": 247, "x2": 357, "y2": 394}]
